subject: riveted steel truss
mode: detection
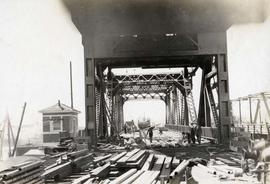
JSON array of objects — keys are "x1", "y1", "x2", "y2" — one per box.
[{"x1": 85, "y1": 54, "x2": 231, "y2": 147}]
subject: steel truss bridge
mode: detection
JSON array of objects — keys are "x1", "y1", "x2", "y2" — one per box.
[
  {"x1": 64, "y1": 0, "x2": 266, "y2": 147},
  {"x1": 231, "y1": 92, "x2": 270, "y2": 138}
]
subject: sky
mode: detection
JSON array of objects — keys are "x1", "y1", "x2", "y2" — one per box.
[
  {"x1": 0, "y1": 0, "x2": 84, "y2": 144},
  {"x1": 0, "y1": 0, "x2": 269, "y2": 145}
]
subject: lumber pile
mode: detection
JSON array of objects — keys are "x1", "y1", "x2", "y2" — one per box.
[
  {"x1": 98, "y1": 143, "x2": 126, "y2": 152},
  {"x1": 67, "y1": 148, "x2": 190, "y2": 184},
  {"x1": 0, "y1": 160, "x2": 44, "y2": 184},
  {"x1": 2, "y1": 145, "x2": 252, "y2": 184},
  {"x1": 42, "y1": 149, "x2": 95, "y2": 181}
]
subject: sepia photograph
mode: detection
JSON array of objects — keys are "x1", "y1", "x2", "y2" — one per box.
[{"x1": 0, "y1": 0, "x2": 270, "y2": 183}]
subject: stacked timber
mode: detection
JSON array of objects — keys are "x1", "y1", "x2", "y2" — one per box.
[
  {"x1": 90, "y1": 163, "x2": 111, "y2": 178},
  {"x1": 0, "y1": 161, "x2": 44, "y2": 184},
  {"x1": 141, "y1": 153, "x2": 155, "y2": 171},
  {"x1": 46, "y1": 148, "x2": 237, "y2": 184},
  {"x1": 159, "y1": 156, "x2": 172, "y2": 180},
  {"x1": 152, "y1": 155, "x2": 165, "y2": 171},
  {"x1": 42, "y1": 149, "x2": 94, "y2": 181},
  {"x1": 132, "y1": 171, "x2": 160, "y2": 184},
  {"x1": 116, "y1": 149, "x2": 140, "y2": 167},
  {"x1": 98, "y1": 143, "x2": 126, "y2": 152}
]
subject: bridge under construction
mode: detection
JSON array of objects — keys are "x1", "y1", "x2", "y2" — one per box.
[
  {"x1": 64, "y1": 0, "x2": 266, "y2": 147},
  {"x1": 1, "y1": 1, "x2": 270, "y2": 184}
]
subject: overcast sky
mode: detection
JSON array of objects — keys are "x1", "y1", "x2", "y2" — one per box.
[
  {"x1": 0, "y1": 0, "x2": 84, "y2": 144},
  {"x1": 0, "y1": 0, "x2": 269, "y2": 144}
]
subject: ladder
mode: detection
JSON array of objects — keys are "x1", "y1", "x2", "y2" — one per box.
[
  {"x1": 205, "y1": 85, "x2": 219, "y2": 126},
  {"x1": 95, "y1": 88, "x2": 101, "y2": 136},
  {"x1": 183, "y1": 75, "x2": 198, "y2": 125},
  {"x1": 180, "y1": 94, "x2": 185, "y2": 125},
  {"x1": 186, "y1": 91, "x2": 198, "y2": 125}
]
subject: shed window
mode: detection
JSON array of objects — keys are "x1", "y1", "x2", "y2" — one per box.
[
  {"x1": 52, "y1": 117, "x2": 61, "y2": 131},
  {"x1": 53, "y1": 121, "x2": 61, "y2": 131}
]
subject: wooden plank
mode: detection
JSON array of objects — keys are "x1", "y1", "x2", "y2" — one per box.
[
  {"x1": 90, "y1": 163, "x2": 110, "y2": 178},
  {"x1": 110, "y1": 152, "x2": 127, "y2": 163},
  {"x1": 126, "y1": 152, "x2": 149, "y2": 169},
  {"x1": 67, "y1": 149, "x2": 89, "y2": 160},
  {"x1": 133, "y1": 171, "x2": 160, "y2": 184},
  {"x1": 141, "y1": 154, "x2": 155, "y2": 171},
  {"x1": 41, "y1": 162, "x2": 72, "y2": 180},
  {"x1": 171, "y1": 157, "x2": 180, "y2": 169},
  {"x1": 121, "y1": 170, "x2": 145, "y2": 184},
  {"x1": 215, "y1": 157, "x2": 237, "y2": 165},
  {"x1": 93, "y1": 154, "x2": 112, "y2": 164},
  {"x1": 127, "y1": 150, "x2": 146, "y2": 163},
  {"x1": 152, "y1": 155, "x2": 165, "y2": 171},
  {"x1": 117, "y1": 149, "x2": 140, "y2": 165},
  {"x1": 71, "y1": 174, "x2": 91, "y2": 184},
  {"x1": 110, "y1": 169, "x2": 137, "y2": 184},
  {"x1": 159, "y1": 156, "x2": 172, "y2": 180}
]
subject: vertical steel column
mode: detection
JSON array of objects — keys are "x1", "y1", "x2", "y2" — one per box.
[
  {"x1": 165, "y1": 94, "x2": 170, "y2": 124},
  {"x1": 107, "y1": 68, "x2": 114, "y2": 136},
  {"x1": 249, "y1": 96, "x2": 253, "y2": 124},
  {"x1": 217, "y1": 54, "x2": 231, "y2": 144},
  {"x1": 85, "y1": 58, "x2": 97, "y2": 148},
  {"x1": 167, "y1": 92, "x2": 172, "y2": 124},
  {"x1": 172, "y1": 86, "x2": 177, "y2": 124},
  {"x1": 238, "y1": 99, "x2": 242, "y2": 124},
  {"x1": 176, "y1": 89, "x2": 181, "y2": 125},
  {"x1": 97, "y1": 65, "x2": 106, "y2": 138},
  {"x1": 119, "y1": 96, "x2": 124, "y2": 130},
  {"x1": 197, "y1": 70, "x2": 208, "y2": 127},
  {"x1": 184, "y1": 96, "x2": 189, "y2": 125},
  {"x1": 114, "y1": 93, "x2": 122, "y2": 132}
]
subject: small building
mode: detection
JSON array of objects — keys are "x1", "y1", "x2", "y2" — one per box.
[{"x1": 39, "y1": 100, "x2": 80, "y2": 143}]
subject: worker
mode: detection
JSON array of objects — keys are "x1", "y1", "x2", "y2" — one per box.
[
  {"x1": 195, "y1": 124, "x2": 202, "y2": 144},
  {"x1": 181, "y1": 132, "x2": 189, "y2": 146},
  {"x1": 190, "y1": 124, "x2": 196, "y2": 144},
  {"x1": 123, "y1": 123, "x2": 127, "y2": 134},
  {"x1": 159, "y1": 128, "x2": 163, "y2": 135},
  {"x1": 147, "y1": 127, "x2": 154, "y2": 143},
  {"x1": 68, "y1": 138, "x2": 77, "y2": 151}
]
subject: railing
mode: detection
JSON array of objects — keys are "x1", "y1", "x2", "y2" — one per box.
[
  {"x1": 233, "y1": 123, "x2": 269, "y2": 135},
  {"x1": 165, "y1": 124, "x2": 218, "y2": 139}
]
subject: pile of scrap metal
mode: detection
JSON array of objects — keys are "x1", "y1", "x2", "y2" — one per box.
[{"x1": 0, "y1": 160, "x2": 44, "y2": 184}]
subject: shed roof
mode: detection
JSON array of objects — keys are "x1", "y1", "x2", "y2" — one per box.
[{"x1": 39, "y1": 100, "x2": 80, "y2": 114}]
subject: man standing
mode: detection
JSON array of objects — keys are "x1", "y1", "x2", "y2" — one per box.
[
  {"x1": 195, "y1": 124, "x2": 202, "y2": 144},
  {"x1": 190, "y1": 124, "x2": 196, "y2": 144},
  {"x1": 147, "y1": 127, "x2": 154, "y2": 143},
  {"x1": 123, "y1": 123, "x2": 127, "y2": 134}
]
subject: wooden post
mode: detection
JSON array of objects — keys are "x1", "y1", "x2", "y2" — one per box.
[{"x1": 11, "y1": 102, "x2": 27, "y2": 157}]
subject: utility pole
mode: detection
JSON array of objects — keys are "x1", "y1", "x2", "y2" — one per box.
[
  {"x1": 70, "y1": 61, "x2": 74, "y2": 109},
  {"x1": 11, "y1": 102, "x2": 26, "y2": 157}
]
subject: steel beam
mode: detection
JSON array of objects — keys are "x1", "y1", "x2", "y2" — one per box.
[
  {"x1": 216, "y1": 54, "x2": 231, "y2": 144},
  {"x1": 85, "y1": 58, "x2": 97, "y2": 147}
]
